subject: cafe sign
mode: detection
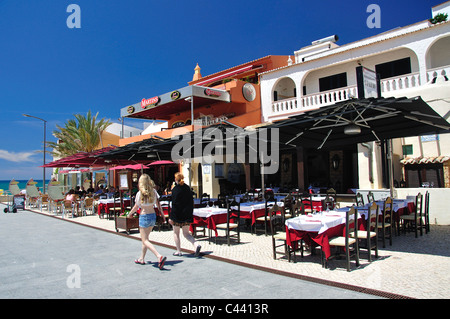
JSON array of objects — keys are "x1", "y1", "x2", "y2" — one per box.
[
  {"x1": 204, "y1": 88, "x2": 222, "y2": 98},
  {"x1": 141, "y1": 96, "x2": 160, "y2": 109}
]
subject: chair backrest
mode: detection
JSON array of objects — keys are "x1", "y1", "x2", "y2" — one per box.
[
  {"x1": 292, "y1": 201, "x2": 305, "y2": 216},
  {"x1": 367, "y1": 191, "x2": 375, "y2": 204},
  {"x1": 356, "y1": 193, "x2": 364, "y2": 206},
  {"x1": 283, "y1": 194, "x2": 294, "y2": 213},
  {"x1": 323, "y1": 196, "x2": 334, "y2": 211},
  {"x1": 201, "y1": 193, "x2": 210, "y2": 202},
  {"x1": 424, "y1": 191, "x2": 430, "y2": 216},
  {"x1": 345, "y1": 207, "x2": 358, "y2": 242},
  {"x1": 268, "y1": 204, "x2": 282, "y2": 235},
  {"x1": 382, "y1": 197, "x2": 393, "y2": 225},
  {"x1": 64, "y1": 200, "x2": 73, "y2": 209},
  {"x1": 326, "y1": 188, "x2": 336, "y2": 201},
  {"x1": 367, "y1": 202, "x2": 379, "y2": 233},
  {"x1": 41, "y1": 194, "x2": 49, "y2": 204},
  {"x1": 264, "y1": 189, "x2": 275, "y2": 201},
  {"x1": 85, "y1": 197, "x2": 94, "y2": 207},
  {"x1": 301, "y1": 192, "x2": 312, "y2": 209},
  {"x1": 415, "y1": 192, "x2": 423, "y2": 218},
  {"x1": 226, "y1": 199, "x2": 240, "y2": 226}
]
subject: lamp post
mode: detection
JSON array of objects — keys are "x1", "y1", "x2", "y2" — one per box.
[{"x1": 23, "y1": 114, "x2": 47, "y2": 194}]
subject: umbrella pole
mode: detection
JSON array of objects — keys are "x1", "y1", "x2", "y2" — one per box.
[{"x1": 388, "y1": 139, "x2": 395, "y2": 198}]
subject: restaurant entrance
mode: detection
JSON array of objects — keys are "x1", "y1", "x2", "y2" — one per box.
[{"x1": 304, "y1": 145, "x2": 358, "y2": 193}]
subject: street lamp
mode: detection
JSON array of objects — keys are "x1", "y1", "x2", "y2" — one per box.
[{"x1": 23, "y1": 114, "x2": 47, "y2": 194}]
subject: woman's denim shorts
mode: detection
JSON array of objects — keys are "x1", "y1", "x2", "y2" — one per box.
[{"x1": 139, "y1": 213, "x2": 156, "y2": 228}]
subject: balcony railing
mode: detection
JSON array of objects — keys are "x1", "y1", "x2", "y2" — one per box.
[
  {"x1": 427, "y1": 65, "x2": 450, "y2": 82},
  {"x1": 301, "y1": 85, "x2": 358, "y2": 108},
  {"x1": 380, "y1": 72, "x2": 421, "y2": 93},
  {"x1": 269, "y1": 66, "x2": 450, "y2": 120}
]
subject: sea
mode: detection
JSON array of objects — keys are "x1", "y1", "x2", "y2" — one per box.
[{"x1": 0, "y1": 180, "x2": 50, "y2": 192}]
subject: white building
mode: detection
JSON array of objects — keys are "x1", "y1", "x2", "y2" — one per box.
[{"x1": 260, "y1": 2, "x2": 450, "y2": 223}]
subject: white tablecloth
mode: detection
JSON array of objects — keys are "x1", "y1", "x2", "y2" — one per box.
[
  {"x1": 285, "y1": 210, "x2": 358, "y2": 234},
  {"x1": 193, "y1": 207, "x2": 227, "y2": 218}
]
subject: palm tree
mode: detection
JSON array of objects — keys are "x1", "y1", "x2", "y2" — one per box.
[{"x1": 47, "y1": 111, "x2": 111, "y2": 157}]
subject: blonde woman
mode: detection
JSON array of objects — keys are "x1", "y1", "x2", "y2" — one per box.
[
  {"x1": 128, "y1": 174, "x2": 167, "y2": 269},
  {"x1": 169, "y1": 172, "x2": 201, "y2": 257}
]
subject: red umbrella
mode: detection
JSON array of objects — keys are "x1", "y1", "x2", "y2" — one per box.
[
  {"x1": 148, "y1": 160, "x2": 175, "y2": 166},
  {"x1": 109, "y1": 164, "x2": 150, "y2": 170}
]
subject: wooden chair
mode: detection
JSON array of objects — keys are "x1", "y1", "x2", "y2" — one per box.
[
  {"x1": 351, "y1": 202, "x2": 379, "y2": 262},
  {"x1": 323, "y1": 196, "x2": 335, "y2": 211},
  {"x1": 378, "y1": 197, "x2": 393, "y2": 248},
  {"x1": 292, "y1": 201, "x2": 305, "y2": 217},
  {"x1": 322, "y1": 207, "x2": 360, "y2": 272},
  {"x1": 282, "y1": 194, "x2": 294, "y2": 220},
  {"x1": 108, "y1": 196, "x2": 122, "y2": 220},
  {"x1": 424, "y1": 191, "x2": 431, "y2": 234},
  {"x1": 356, "y1": 192, "x2": 364, "y2": 206},
  {"x1": 215, "y1": 199, "x2": 240, "y2": 246},
  {"x1": 300, "y1": 192, "x2": 313, "y2": 214},
  {"x1": 367, "y1": 191, "x2": 375, "y2": 204},
  {"x1": 254, "y1": 199, "x2": 274, "y2": 235},
  {"x1": 200, "y1": 193, "x2": 210, "y2": 206},
  {"x1": 158, "y1": 196, "x2": 171, "y2": 232},
  {"x1": 268, "y1": 204, "x2": 295, "y2": 262},
  {"x1": 400, "y1": 193, "x2": 425, "y2": 238}
]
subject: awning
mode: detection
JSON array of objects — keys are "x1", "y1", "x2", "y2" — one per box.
[
  {"x1": 400, "y1": 155, "x2": 450, "y2": 165},
  {"x1": 109, "y1": 164, "x2": 150, "y2": 170},
  {"x1": 42, "y1": 146, "x2": 148, "y2": 168},
  {"x1": 121, "y1": 85, "x2": 231, "y2": 120},
  {"x1": 270, "y1": 96, "x2": 450, "y2": 150}
]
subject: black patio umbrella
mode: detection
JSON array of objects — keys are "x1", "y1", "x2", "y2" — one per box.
[
  {"x1": 270, "y1": 96, "x2": 450, "y2": 150},
  {"x1": 268, "y1": 96, "x2": 450, "y2": 195}
]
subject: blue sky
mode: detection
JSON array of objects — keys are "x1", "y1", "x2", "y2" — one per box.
[{"x1": 0, "y1": 0, "x2": 442, "y2": 180}]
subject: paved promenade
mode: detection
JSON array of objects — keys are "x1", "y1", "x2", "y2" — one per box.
[{"x1": 1, "y1": 203, "x2": 449, "y2": 299}]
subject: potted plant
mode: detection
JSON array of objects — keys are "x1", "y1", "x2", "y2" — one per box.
[{"x1": 115, "y1": 210, "x2": 139, "y2": 234}]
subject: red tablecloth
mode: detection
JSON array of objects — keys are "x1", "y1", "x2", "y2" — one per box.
[
  {"x1": 97, "y1": 199, "x2": 131, "y2": 216},
  {"x1": 191, "y1": 213, "x2": 228, "y2": 237},
  {"x1": 286, "y1": 217, "x2": 364, "y2": 260}
]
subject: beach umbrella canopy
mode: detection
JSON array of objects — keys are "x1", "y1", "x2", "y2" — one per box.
[{"x1": 109, "y1": 164, "x2": 150, "y2": 170}]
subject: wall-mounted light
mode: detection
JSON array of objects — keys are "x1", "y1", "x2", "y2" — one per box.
[{"x1": 331, "y1": 154, "x2": 340, "y2": 170}]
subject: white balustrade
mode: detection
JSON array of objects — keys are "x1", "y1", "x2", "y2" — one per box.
[
  {"x1": 426, "y1": 65, "x2": 450, "y2": 83},
  {"x1": 269, "y1": 67, "x2": 448, "y2": 120},
  {"x1": 380, "y1": 72, "x2": 421, "y2": 93}
]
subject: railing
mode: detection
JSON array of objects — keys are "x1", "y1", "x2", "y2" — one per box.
[
  {"x1": 301, "y1": 85, "x2": 358, "y2": 108},
  {"x1": 426, "y1": 65, "x2": 450, "y2": 82},
  {"x1": 269, "y1": 66, "x2": 449, "y2": 120},
  {"x1": 380, "y1": 72, "x2": 421, "y2": 93},
  {"x1": 271, "y1": 97, "x2": 298, "y2": 114}
]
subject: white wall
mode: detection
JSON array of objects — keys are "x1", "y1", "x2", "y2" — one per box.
[{"x1": 396, "y1": 188, "x2": 450, "y2": 225}]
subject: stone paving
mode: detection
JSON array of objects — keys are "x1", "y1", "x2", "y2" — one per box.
[{"x1": 22, "y1": 206, "x2": 450, "y2": 299}]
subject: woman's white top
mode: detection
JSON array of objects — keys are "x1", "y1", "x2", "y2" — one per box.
[{"x1": 135, "y1": 190, "x2": 159, "y2": 214}]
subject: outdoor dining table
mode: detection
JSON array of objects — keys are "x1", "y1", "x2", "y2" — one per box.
[
  {"x1": 285, "y1": 210, "x2": 363, "y2": 260},
  {"x1": 342, "y1": 198, "x2": 415, "y2": 231},
  {"x1": 190, "y1": 206, "x2": 228, "y2": 237},
  {"x1": 97, "y1": 198, "x2": 131, "y2": 217},
  {"x1": 238, "y1": 200, "x2": 285, "y2": 225}
]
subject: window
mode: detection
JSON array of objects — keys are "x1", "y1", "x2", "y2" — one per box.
[
  {"x1": 319, "y1": 72, "x2": 348, "y2": 92},
  {"x1": 404, "y1": 164, "x2": 444, "y2": 188},
  {"x1": 375, "y1": 57, "x2": 411, "y2": 79}
]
